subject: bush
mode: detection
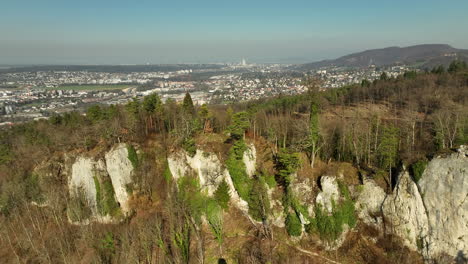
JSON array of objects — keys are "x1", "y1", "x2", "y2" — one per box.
[
  {"x1": 275, "y1": 150, "x2": 300, "y2": 187},
  {"x1": 262, "y1": 172, "x2": 277, "y2": 188},
  {"x1": 163, "y1": 161, "x2": 173, "y2": 182},
  {"x1": 206, "y1": 199, "x2": 223, "y2": 244},
  {"x1": 214, "y1": 180, "x2": 230, "y2": 209},
  {"x1": 182, "y1": 138, "x2": 197, "y2": 157},
  {"x1": 248, "y1": 177, "x2": 270, "y2": 221},
  {"x1": 226, "y1": 140, "x2": 251, "y2": 201},
  {"x1": 307, "y1": 183, "x2": 356, "y2": 241},
  {"x1": 285, "y1": 212, "x2": 302, "y2": 237},
  {"x1": 127, "y1": 144, "x2": 139, "y2": 168},
  {"x1": 410, "y1": 160, "x2": 428, "y2": 183},
  {"x1": 94, "y1": 176, "x2": 120, "y2": 217}
]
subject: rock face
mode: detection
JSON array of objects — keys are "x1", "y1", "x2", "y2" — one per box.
[
  {"x1": 105, "y1": 144, "x2": 134, "y2": 213},
  {"x1": 67, "y1": 143, "x2": 135, "y2": 223},
  {"x1": 355, "y1": 179, "x2": 386, "y2": 226},
  {"x1": 243, "y1": 144, "x2": 257, "y2": 178},
  {"x1": 382, "y1": 146, "x2": 468, "y2": 261},
  {"x1": 291, "y1": 174, "x2": 315, "y2": 219},
  {"x1": 167, "y1": 148, "x2": 249, "y2": 212},
  {"x1": 382, "y1": 170, "x2": 429, "y2": 252},
  {"x1": 316, "y1": 176, "x2": 340, "y2": 213},
  {"x1": 69, "y1": 157, "x2": 101, "y2": 215},
  {"x1": 419, "y1": 150, "x2": 468, "y2": 259}
]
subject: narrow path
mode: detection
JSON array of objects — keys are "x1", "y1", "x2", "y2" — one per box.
[{"x1": 287, "y1": 243, "x2": 342, "y2": 264}]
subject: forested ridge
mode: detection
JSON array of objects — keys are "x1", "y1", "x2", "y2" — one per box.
[{"x1": 0, "y1": 61, "x2": 467, "y2": 263}]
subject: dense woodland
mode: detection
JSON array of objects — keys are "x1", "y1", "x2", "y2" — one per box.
[{"x1": 0, "y1": 61, "x2": 467, "y2": 263}]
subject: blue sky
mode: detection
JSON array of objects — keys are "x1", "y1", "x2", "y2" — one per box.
[{"x1": 1, "y1": 0, "x2": 468, "y2": 64}]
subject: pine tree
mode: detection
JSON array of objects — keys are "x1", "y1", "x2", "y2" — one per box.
[
  {"x1": 307, "y1": 99, "x2": 321, "y2": 167},
  {"x1": 182, "y1": 92, "x2": 195, "y2": 115}
]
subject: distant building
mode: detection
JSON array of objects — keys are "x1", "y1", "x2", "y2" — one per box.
[{"x1": 241, "y1": 58, "x2": 247, "y2": 66}]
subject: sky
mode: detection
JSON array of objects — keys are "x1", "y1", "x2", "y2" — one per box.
[{"x1": 1, "y1": 0, "x2": 468, "y2": 65}]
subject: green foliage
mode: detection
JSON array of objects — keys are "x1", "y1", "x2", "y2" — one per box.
[
  {"x1": 361, "y1": 79, "x2": 371, "y2": 87},
  {"x1": 206, "y1": 199, "x2": 224, "y2": 244},
  {"x1": 431, "y1": 65, "x2": 445, "y2": 74},
  {"x1": 410, "y1": 159, "x2": 428, "y2": 183},
  {"x1": 448, "y1": 60, "x2": 467, "y2": 73},
  {"x1": 226, "y1": 140, "x2": 251, "y2": 201},
  {"x1": 214, "y1": 180, "x2": 230, "y2": 209},
  {"x1": 403, "y1": 71, "x2": 418, "y2": 79},
  {"x1": 285, "y1": 212, "x2": 302, "y2": 236},
  {"x1": 227, "y1": 111, "x2": 250, "y2": 140},
  {"x1": 86, "y1": 105, "x2": 103, "y2": 122},
  {"x1": 274, "y1": 149, "x2": 300, "y2": 187},
  {"x1": 380, "y1": 72, "x2": 389, "y2": 81},
  {"x1": 97, "y1": 232, "x2": 116, "y2": 263},
  {"x1": 307, "y1": 182, "x2": 356, "y2": 241},
  {"x1": 378, "y1": 125, "x2": 399, "y2": 171},
  {"x1": 163, "y1": 161, "x2": 173, "y2": 182},
  {"x1": 182, "y1": 137, "x2": 197, "y2": 157},
  {"x1": 182, "y1": 92, "x2": 195, "y2": 115},
  {"x1": 0, "y1": 142, "x2": 12, "y2": 165},
  {"x1": 127, "y1": 144, "x2": 139, "y2": 168},
  {"x1": 94, "y1": 176, "x2": 120, "y2": 217},
  {"x1": 177, "y1": 175, "x2": 206, "y2": 223},
  {"x1": 262, "y1": 172, "x2": 277, "y2": 189},
  {"x1": 248, "y1": 177, "x2": 270, "y2": 221},
  {"x1": 143, "y1": 93, "x2": 162, "y2": 114},
  {"x1": 125, "y1": 98, "x2": 141, "y2": 118}
]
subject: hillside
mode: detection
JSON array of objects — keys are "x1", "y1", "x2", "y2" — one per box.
[
  {"x1": 300, "y1": 44, "x2": 468, "y2": 70},
  {"x1": 0, "y1": 66, "x2": 467, "y2": 263}
]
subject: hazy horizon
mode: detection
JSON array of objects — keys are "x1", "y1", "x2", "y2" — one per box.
[{"x1": 2, "y1": 0, "x2": 468, "y2": 65}]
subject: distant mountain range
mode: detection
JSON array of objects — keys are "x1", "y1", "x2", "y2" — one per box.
[{"x1": 299, "y1": 44, "x2": 468, "y2": 70}]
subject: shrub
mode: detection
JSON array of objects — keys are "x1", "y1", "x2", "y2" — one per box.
[
  {"x1": 410, "y1": 160, "x2": 428, "y2": 183},
  {"x1": 177, "y1": 175, "x2": 206, "y2": 223},
  {"x1": 275, "y1": 150, "x2": 300, "y2": 187},
  {"x1": 94, "y1": 176, "x2": 120, "y2": 217},
  {"x1": 206, "y1": 199, "x2": 223, "y2": 244},
  {"x1": 214, "y1": 180, "x2": 230, "y2": 209},
  {"x1": 307, "y1": 183, "x2": 356, "y2": 241},
  {"x1": 285, "y1": 212, "x2": 302, "y2": 236},
  {"x1": 182, "y1": 138, "x2": 197, "y2": 157},
  {"x1": 127, "y1": 144, "x2": 139, "y2": 168},
  {"x1": 227, "y1": 111, "x2": 250, "y2": 140},
  {"x1": 226, "y1": 140, "x2": 251, "y2": 201},
  {"x1": 248, "y1": 177, "x2": 270, "y2": 221},
  {"x1": 262, "y1": 173, "x2": 277, "y2": 188},
  {"x1": 163, "y1": 161, "x2": 173, "y2": 182}
]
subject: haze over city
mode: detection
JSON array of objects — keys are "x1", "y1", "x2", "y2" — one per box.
[{"x1": 2, "y1": 0, "x2": 468, "y2": 64}]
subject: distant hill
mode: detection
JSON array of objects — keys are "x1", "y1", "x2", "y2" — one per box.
[{"x1": 300, "y1": 44, "x2": 468, "y2": 70}]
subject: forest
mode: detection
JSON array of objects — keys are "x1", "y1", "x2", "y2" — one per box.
[{"x1": 0, "y1": 60, "x2": 467, "y2": 263}]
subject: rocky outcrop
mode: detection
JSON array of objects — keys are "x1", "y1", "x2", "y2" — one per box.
[
  {"x1": 69, "y1": 157, "x2": 101, "y2": 215},
  {"x1": 167, "y1": 148, "x2": 249, "y2": 212},
  {"x1": 243, "y1": 144, "x2": 257, "y2": 178},
  {"x1": 382, "y1": 170, "x2": 429, "y2": 252},
  {"x1": 355, "y1": 179, "x2": 386, "y2": 227},
  {"x1": 67, "y1": 143, "x2": 135, "y2": 223},
  {"x1": 291, "y1": 174, "x2": 315, "y2": 220},
  {"x1": 316, "y1": 176, "x2": 340, "y2": 213},
  {"x1": 105, "y1": 144, "x2": 134, "y2": 213},
  {"x1": 382, "y1": 146, "x2": 468, "y2": 261},
  {"x1": 418, "y1": 148, "x2": 468, "y2": 260}
]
